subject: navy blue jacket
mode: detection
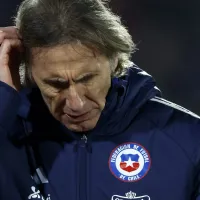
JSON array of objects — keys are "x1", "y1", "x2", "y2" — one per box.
[{"x1": 0, "y1": 66, "x2": 200, "y2": 200}]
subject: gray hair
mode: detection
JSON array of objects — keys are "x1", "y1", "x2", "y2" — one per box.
[{"x1": 15, "y1": 0, "x2": 135, "y2": 83}]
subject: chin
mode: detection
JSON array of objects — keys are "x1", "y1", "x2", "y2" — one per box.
[
  {"x1": 69, "y1": 126, "x2": 93, "y2": 132},
  {"x1": 63, "y1": 116, "x2": 100, "y2": 132},
  {"x1": 64, "y1": 122, "x2": 96, "y2": 132}
]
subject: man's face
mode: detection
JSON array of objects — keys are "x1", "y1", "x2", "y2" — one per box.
[{"x1": 31, "y1": 44, "x2": 115, "y2": 132}]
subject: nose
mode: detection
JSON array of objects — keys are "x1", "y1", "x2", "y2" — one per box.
[{"x1": 65, "y1": 86, "x2": 85, "y2": 112}]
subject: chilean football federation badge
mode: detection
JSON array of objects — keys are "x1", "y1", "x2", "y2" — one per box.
[{"x1": 109, "y1": 143, "x2": 151, "y2": 182}]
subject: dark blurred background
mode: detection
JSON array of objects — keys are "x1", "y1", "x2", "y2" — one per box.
[{"x1": 1, "y1": 0, "x2": 200, "y2": 113}]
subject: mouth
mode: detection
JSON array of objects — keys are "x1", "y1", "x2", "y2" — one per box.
[{"x1": 63, "y1": 111, "x2": 92, "y2": 123}]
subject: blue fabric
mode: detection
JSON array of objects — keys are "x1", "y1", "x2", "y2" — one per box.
[
  {"x1": 0, "y1": 66, "x2": 199, "y2": 200},
  {"x1": 0, "y1": 81, "x2": 20, "y2": 131}
]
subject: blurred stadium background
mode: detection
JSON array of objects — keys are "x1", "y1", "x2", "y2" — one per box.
[{"x1": 1, "y1": 0, "x2": 200, "y2": 114}]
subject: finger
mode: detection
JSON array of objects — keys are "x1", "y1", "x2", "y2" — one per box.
[
  {"x1": 0, "y1": 39, "x2": 24, "y2": 58},
  {"x1": 0, "y1": 26, "x2": 22, "y2": 38},
  {"x1": 0, "y1": 27, "x2": 21, "y2": 41},
  {"x1": 2, "y1": 27, "x2": 23, "y2": 39},
  {"x1": 0, "y1": 26, "x2": 19, "y2": 35},
  {"x1": 0, "y1": 31, "x2": 20, "y2": 44}
]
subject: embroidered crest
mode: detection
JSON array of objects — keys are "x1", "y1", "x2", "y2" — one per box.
[
  {"x1": 111, "y1": 191, "x2": 150, "y2": 200},
  {"x1": 109, "y1": 143, "x2": 151, "y2": 182},
  {"x1": 28, "y1": 186, "x2": 51, "y2": 200}
]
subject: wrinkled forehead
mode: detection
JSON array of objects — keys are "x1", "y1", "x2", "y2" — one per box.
[
  {"x1": 30, "y1": 43, "x2": 110, "y2": 78},
  {"x1": 31, "y1": 43, "x2": 98, "y2": 64}
]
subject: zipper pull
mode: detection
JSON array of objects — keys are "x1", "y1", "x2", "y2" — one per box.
[
  {"x1": 82, "y1": 134, "x2": 92, "y2": 153},
  {"x1": 79, "y1": 134, "x2": 87, "y2": 148},
  {"x1": 81, "y1": 134, "x2": 87, "y2": 144},
  {"x1": 74, "y1": 134, "x2": 92, "y2": 153},
  {"x1": 73, "y1": 134, "x2": 87, "y2": 152}
]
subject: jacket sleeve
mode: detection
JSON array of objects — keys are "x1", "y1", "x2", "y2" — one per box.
[
  {"x1": 195, "y1": 172, "x2": 200, "y2": 199},
  {"x1": 0, "y1": 81, "x2": 21, "y2": 131},
  {"x1": 194, "y1": 147, "x2": 200, "y2": 200}
]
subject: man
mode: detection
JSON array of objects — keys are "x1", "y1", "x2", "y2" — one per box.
[{"x1": 0, "y1": 0, "x2": 200, "y2": 199}]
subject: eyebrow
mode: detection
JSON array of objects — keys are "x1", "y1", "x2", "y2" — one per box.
[
  {"x1": 43, "y1": 78, "x2": 68, "y2": 85},
  {"x1": 43, "y1": 72, "x2": 97, "y2": 85}
]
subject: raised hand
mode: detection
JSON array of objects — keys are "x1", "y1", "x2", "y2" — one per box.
[{"x1": 0, "y1": 26, "x2": 24, "y2": 91}]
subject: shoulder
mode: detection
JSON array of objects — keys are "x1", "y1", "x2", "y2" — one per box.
[
  {"x1": 140, "y1": 96, "x2": 200, "y2": 165},
  {"x1": 144, "y1": 96, "x2": 200, "y2": 126}
]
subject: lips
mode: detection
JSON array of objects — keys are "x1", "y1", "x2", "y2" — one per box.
[
  {"x1": 63, "y1": 111, "x2": 92, "y2": 123},
  {"x1": 68, "y1": 112, "x2": 89, "y2": 118}
]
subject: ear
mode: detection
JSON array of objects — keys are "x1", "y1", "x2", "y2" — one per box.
[
  {"x1": 110, "y1": 56, "x2": 119, "y2": 74},
  {"x1": 21, "y1": 65, "x2": 37, "y2": 87},
  {"x1": 113, "y1": 56, "x2": 119, "y2": 71}
]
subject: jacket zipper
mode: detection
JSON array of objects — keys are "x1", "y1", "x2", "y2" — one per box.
[{"x1": 77, "y1": 134, "x2": 88, "y2": 200}]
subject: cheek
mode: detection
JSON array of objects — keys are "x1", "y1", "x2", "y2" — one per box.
[
  {"x1": 41, "y1": 92, "x2": 53, "y2": 111},
  {"x1": 91, "y1": 74, "x2": 110, "y2": 94},
  {"x1": 40, "y1": 88, "x2": 61, "y2": 115},
  {"x1": 85, "y1": 76, "x2": 111, "y2": 107}
]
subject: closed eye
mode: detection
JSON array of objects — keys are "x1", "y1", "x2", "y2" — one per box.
[
  {"x1": 44, "y1": 79, "x2": 69, "y2": 89},
  {"x1": 75, "y1": 74, "x2": 96, "y2": 83}
]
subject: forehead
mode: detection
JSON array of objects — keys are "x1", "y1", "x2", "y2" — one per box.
[{"x1": 31, "y1": 43, "x2": 102, "y2": 73}]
